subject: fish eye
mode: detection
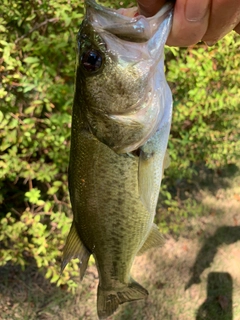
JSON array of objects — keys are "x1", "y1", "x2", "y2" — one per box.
[{"x1": 81, "y1": 50, "x2": 103, "y2": 73}]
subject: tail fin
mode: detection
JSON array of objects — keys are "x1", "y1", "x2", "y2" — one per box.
[{"x1": 97, "y1": 280, "x2": 148, "y2": 319}]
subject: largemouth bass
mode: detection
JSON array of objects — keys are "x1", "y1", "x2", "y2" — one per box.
[{"x1": 62, "y1": 1, "x2": 173, "y2": 319}]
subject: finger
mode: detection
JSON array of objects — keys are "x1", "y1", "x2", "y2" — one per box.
[
  {"x1": 138, "y1": 0, "x2": 167, "y2": 17},
  {"x1": 234, "y1": 23, "x2": 240, "y2": 35},
  {"x1": 167, "y1": 0, "x2": 211, "y2": 47},
  {"x1": 202, "y1": 0, "x2": 240, "y2": 44}
]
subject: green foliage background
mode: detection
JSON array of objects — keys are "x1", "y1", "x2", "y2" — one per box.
[{"x1": 0, "y1": 0, "x2": 239, "y2": 288}]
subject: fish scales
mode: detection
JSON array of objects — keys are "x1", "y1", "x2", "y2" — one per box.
[
  {"x1": 69, "y1": 108, "x2": 150, "y2": 286},
  {"x1": 62, "y1": 1, "x2": 173, "y2": 319}
]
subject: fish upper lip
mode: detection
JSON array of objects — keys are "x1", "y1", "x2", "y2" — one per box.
[
  {"x1": 85, "y1": 0, "x2": 173, "y2": 21},
  {"x1": 85, "y1": 0, "x2": 173, "y2": 42}
]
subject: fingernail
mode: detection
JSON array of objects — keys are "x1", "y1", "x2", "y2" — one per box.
[
  {"x1": 205, "y1": 41, "x2": 216, "y2": 47},
  {"x1": 185, "y1": 0, "x2": 209, "y2": 22}
]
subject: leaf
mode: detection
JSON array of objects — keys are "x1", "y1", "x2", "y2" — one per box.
[
  {"x1": 47, "y1": 186, "x2": 59, "y2": 195},
  {"x1": 0, "y1": 111, "x2": 3, "y2": 123},
  {"x1": 23, "y1": 57, "x2": 40, "y2": 64},
  {"x1": 22, "y1": 83, "x2": 37, "y2": 93},
  {"x1": 44, "y1": 201, "x2": 52, "y2": 212},
  {"x1": 25, "y1": 188, "x2": 41, "y2": 204}
]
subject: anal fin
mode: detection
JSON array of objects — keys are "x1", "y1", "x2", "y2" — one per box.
[
  {"x1": 61, "y1": 221, "x2": 90, "y2": 280},
  {"x1": 137, "y1": 223, "x2": 165, "y2": 256}
]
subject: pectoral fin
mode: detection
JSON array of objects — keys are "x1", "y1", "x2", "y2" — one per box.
[
  {"x1": 163, "y1": 149, "x2": 170, "y2": 171},
  {"x1": 138, "y1": 146, "x2": 156, "y2": 213},
  {"x1": 61, "y1": 221, "x2": 90, "y2": 280},
  {"x1": 137, "y1": 224, "x2": 165, "y2": 256},
  {"x1": 138, "y1": 131, "x2": 168, "y2": 214}
]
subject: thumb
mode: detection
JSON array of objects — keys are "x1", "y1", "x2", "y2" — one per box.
[
  {"x1": 234, "y1": 23, "x2": 240, "y2": 35},
  {"x1": 138, "y1": 0, "x2": 167, "y2": 17}
]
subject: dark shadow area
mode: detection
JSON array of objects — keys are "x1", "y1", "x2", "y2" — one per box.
[
  {"x1": 0, "y1": 261, "x2": 73, "y2": 319},
  {"x1": 165, "y1": 162, "x2": 239, "y2": 204},
  {"x1": 196, "y1": 272, "x2": 233, "y2": 320},
  {"x1": 156, "y1": 163, "x2": 240, "y2": 239},
  {"x1": 196, "y1": 163, "x2": 239, "y2": 196},
  {"x1": 186, "y1": 226, "x2": 240, "y2": 289}
]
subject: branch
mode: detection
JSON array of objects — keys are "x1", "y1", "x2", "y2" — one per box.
[{"x1": 15, "y1": 18, "x2": 59, "y2": 44}]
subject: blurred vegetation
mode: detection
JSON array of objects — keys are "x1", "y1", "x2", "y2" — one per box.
[{"x1": 0, "y1": 0, "x2": 239, "y2": 289}]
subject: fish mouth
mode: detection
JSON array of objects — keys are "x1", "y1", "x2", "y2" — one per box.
[{"x1": 85, "y1": 0, "x2": 173, "y2": 42}]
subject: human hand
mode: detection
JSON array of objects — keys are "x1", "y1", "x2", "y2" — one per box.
[{"x1": 137, "y1": 0, "x2": 240, "y2": 46}]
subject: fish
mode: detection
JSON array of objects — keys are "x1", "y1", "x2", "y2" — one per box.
[{"x1": 62, "y1": 1, "x2": 173, "y2": 319}]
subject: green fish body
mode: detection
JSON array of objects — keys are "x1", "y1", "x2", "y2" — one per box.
[{"x1": 62, "y1": 1, "x2": 173, "y2": 319}]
